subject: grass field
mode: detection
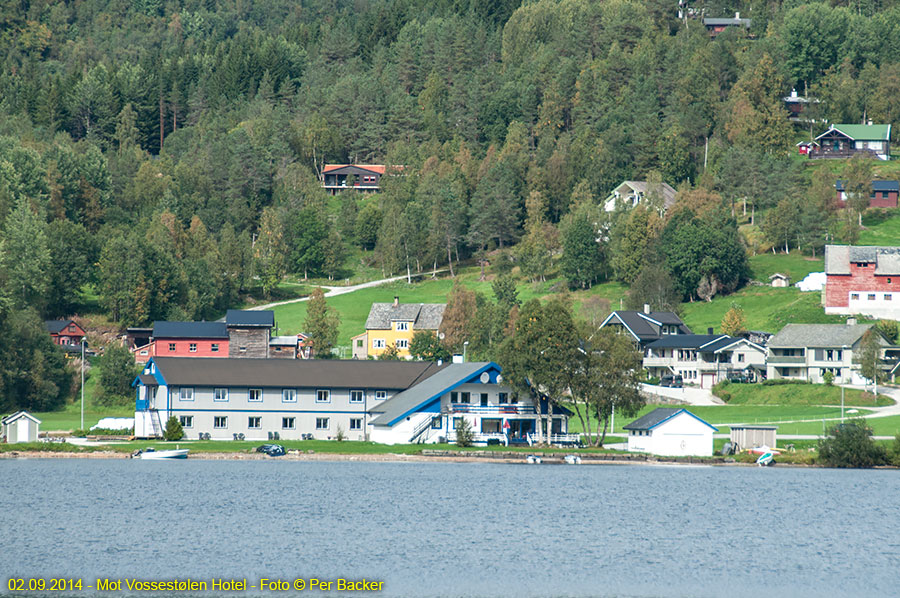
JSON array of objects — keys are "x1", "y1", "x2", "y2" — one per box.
[
  {"x1": 272, "y1": 267, "x2": 629, "y2": 347},
  {"x1": 747, "y1": 253, "x2": 823, "y2": 283},
  {"x1": 31, "y1": 359, "x2": 133, "y2": 431},
  {"x1": 713, "y1": 381, "x2": 892, "y2": 406},
  {"x1": 858, "y1": 211, "x2": 900, "y2": 246},
  {"x1": 680, "y1": 286, "x2": 843, "y2": 334}
]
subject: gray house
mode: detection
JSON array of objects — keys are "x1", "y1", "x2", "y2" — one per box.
[
  {"x1": 766, "y1": 322, "x2": 891, "y2": 384},
  {"x1": 1, "y1": 411, "x2": 41, "y2": 443},
  {"x1": 599, "y1": 306, "x2": 692, "y2": 349}
]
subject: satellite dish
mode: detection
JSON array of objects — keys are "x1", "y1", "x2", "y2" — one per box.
[
  {"x1": 439, "y1": 332, "x2": 445, "y2": 340},
  {"x1": 496, "y1": 374, "x2": 503, "y2": 384}
]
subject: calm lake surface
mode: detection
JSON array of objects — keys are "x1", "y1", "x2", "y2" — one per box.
[{"x1": 1, "y1": 459, "x2": 897, "y2": 598}]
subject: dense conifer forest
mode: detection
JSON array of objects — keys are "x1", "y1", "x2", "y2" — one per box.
[{"x1": 2, "y1": 0, "x2": 900, "y2": 410}]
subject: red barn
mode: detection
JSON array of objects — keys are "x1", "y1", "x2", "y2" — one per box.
[{"x1": 824, "y1": 245, "x2": 900, "y2": 318}]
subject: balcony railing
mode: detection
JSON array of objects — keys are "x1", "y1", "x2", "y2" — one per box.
[
  {"x1": 767, "y1": 355, "x2": 806, "y2": 364},
  {"x1": 445, "y1": 404, "x2": 536, "y2": 415}
]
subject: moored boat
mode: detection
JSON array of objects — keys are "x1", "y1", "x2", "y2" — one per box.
[{"x1": 134, "y1": 448, "x2": 189, "y2": 460}]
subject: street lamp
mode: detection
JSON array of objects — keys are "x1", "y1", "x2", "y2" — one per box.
[
  {"x1": 81, "y1": 338, "x2": 86, "y2": 431},
  {"x1": 463, "y1": 341, "x2": 469, "y2": 363}
]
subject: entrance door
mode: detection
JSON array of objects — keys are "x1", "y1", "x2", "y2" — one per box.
[
  {"x1": 508, "y1": 419, "x2": 534, "y2": 440},
  {"x1": 17, "y1": 421, "x2": 29, "y2": 442}
]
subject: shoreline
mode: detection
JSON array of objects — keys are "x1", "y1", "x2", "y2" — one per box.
[{"x1": 0, "y1": 448, "x2": 813, "y2": 467}]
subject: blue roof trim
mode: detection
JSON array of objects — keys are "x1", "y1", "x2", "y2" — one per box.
[
  {"x1": 131, "y1": 357, "x2": 168, "y2": 388},
  {"x1": 385, "y1": 362, "x2": 502, "y2": 426},
  {"x1": 649, "y1": 408, "x2": 718, "y2": 432}
]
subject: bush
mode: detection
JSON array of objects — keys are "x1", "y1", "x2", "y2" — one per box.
[
  {"x1": 817, "y1": 420, "x2": 887, "y2": 468},
  {"x1": 454, "y1": 417, "x2": 474, "y2": 447},
  {"x1": 892, "y1": 433, "x2": 900, "y2": 467},
  {"x1": 823, "y1": 371, "x2": 834, "y2": 386},
  {"x1": 163, "y1": 416, "x2": 184, "y2": 441},
  {"x1": 645, "y1": 376, "x2": 660, "y2": 386},
  {"x1": 335, "y1": 425, "x2": 345, "y2": 442},
  {"x1": 712, "y1": 380, "x2": 732, "y2": 403}
]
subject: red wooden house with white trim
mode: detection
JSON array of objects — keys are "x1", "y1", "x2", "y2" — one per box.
[
  {"x1": 44, "y1": 320, "x2": 86, "y2": 346},
  {"x1": 824, "y1": 245, "x2": 900, "y2": 318}
]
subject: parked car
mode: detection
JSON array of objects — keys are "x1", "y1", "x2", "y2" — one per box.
[
  {"x1": 727, "y1": 373, "x2": 750, "y2": 384},
  {"x1": 660, "y1": 375, "x2": 683, "y2": 388}
]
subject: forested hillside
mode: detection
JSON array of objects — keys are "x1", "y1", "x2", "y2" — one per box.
[{"x1": 2, "y1": 0, "x2": 900, "y2": 408}]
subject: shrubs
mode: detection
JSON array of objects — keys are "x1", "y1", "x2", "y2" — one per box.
[
  {"x1": 823, "y1": 371, "x2": 835, "y2": 386},
  {"x1": 163, "y1": 416, "x2": 184, "y2": 441},
  {"x1": 712, "y1": 380, "x2": 733, "y2": 403},
  {"x1": 761, "y1": 379, "x2": 810, "y2": 386},
  {"x1": 817, "y1": 420, "x2": 887, "y2": 468},
  {"x1": 454, "y1": 417, "x2": 474, "y2": 447}
]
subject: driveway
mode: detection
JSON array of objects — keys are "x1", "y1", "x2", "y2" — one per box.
[{"x1": 641, "y1": 384, "x2": 725, "y2": 406}]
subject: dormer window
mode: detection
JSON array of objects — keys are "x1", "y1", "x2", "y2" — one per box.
[{"x1": 396, "y1": 321, "x2": 410, "y2": 331}]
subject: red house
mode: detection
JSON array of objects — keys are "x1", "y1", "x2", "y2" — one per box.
[
  {"x1": 835, "y1": 180, "x2": 899, "y2": 209},
  {"x1": 824, "y1": 245, "x2": 900, "y2": 318},
  {"x1": 45, "y1": 320, "x2": 86, "y2": 346}
]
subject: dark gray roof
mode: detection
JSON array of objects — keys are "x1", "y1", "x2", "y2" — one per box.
[
  {"x1": 150, "y1": 357, "x2": 444, "y2": 390},
  {"x1": 138, "y1": 374, "x2": 158, "y2": 386},
  {"x1": 44, "y1": 320, "x2": 77, "y2": 334},
  {"x1": 623, "y1": 408, "x2": 717, "y2": 432},
  {"x1": 835, "y1": 180, "x2": 899, "y2": 192},
  {"x1": 767, "y1": 324, "x2": 876, "y2": 349},
  {"x1": 645, "y1": 334, "x2": 729, "y2": 350},
  {"x1": 269, "y1": 336, "x2": 298, "y2": 346},
  {"x1": 601, "y1": 311, "x2": 692, "y2": 343},
  {"x1": 365, "y1": 302, "x2": 445, "y2": 330},
  {"x1": 368, "y1": 362, "x2": 490, "y2": 426},
  {"x1": 226, "y1": 310, "x2": 274, "y2": 327},
  {"x1": 152, "y1": 321, "x2": 229, "y2": 339},
  {"x1": 825, "y1": 245, "x2": 900, "y2": 275}
]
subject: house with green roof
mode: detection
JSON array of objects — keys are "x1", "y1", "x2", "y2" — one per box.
[{"x1": 812, "y1": 123, "x2": 891, "y2": 161}]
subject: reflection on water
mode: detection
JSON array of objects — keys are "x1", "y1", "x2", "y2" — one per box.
[{"x1": 1, "y1": 460, "x2": 897, "y2": 598}]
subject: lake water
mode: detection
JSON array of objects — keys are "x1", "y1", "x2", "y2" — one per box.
[{"x1": 1, "y1": 459, "x2": 898, "y2": 598}]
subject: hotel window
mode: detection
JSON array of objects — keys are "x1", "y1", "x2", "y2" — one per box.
[
  {"x1": 211, "y1": 343, "x2": 219, "y2": 352},
  {"x1": 179, "y1": 387, "x2": 194, "y2": 401},
  {"x1": 350, "y1": 390, "x2": 365, "y2": 403},
  {"x1": 396, "y1": 339, "x2": 409, "y2": 349},
  {"x1": 248, "y1": 417, "x2": 261, "y2": 429},
  {"x1": 349, "y1": 418, "x2": 362, "y2": 431},
  {"x1": 282, "y1": 417, "x2": 295, "y2": 430},
  {"x1": 179, "y1": 416, "x2": 193, "y2": 428},
  {"x1": 373, "y1": 339, "x2": 386, "y2": 349},
  {"x1": 461, "y1": 392, "x2": 470, "y2": 404},
  {"x1": 317, "y1": 389, "x2": 331, "y2": 403},
  {"x1": 189, "y1": 343, "x2": 197, "y2": 352},
  {"x1": 851, "y1": 293, "x2": 859, "y2": 300},
  {"x1": 375, "y1": 390, "x2": 387, "y2": 400},
  {"x1": 499, "y1": 392, "x2": 508, "y2": 404},
  {"x1": 451, "y1": 392, "x2": 459, "y2": 403},
  {"x1": 396, "y1": 322, "x2": 409, "y2": 331},
  {"x1": 869, "y1": 294, "x2": 876, "y2": 300},
  {"x1": 431, "y1": 416, "x2": 442, "y2": 429},
  {"x1": 282, "y1": 389, "x2": 296, "y2": 403},
  {"x1": 249, "y1": 388, "x2": 262, "y2": 402},
  {"x1": 886, "y1": 294, "x2": 893, "y2": 301},
  {"x1": 214, "y1": 416, "x2": 228, "y2": 429},
  {"x1": 214, "y1": 388, "x2": 228, "y2": 402},
  {"x1": 169, "y1": 343, "x2": 176, "y2": 352},
  {"x1": 316, "y1": 417, "x2": 329, "y2": 430}
]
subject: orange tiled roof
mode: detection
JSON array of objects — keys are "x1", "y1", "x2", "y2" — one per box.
[{"x1": 323, "y1": 164, "x2": 386, "y2": 174}]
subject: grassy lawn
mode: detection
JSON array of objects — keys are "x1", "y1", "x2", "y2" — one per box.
[
  {"x1": 748, "y1": 253, "x2": 823, "y2": 283},
  {"x1": 713, "y1": 381, "x2": 893, "y2": 407},
  {"x1": 272, "y1": 268, "x2": 629, "y2": 348},
  {"x1": 858, "y1": 211, "x2": 900, "y2": 246},
  {"x1": 680, "y1": 286, "x2": 843, "y2": 334}
]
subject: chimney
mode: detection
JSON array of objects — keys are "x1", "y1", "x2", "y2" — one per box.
[
  {"x1": 868, "y1": 118, "x2": 873, "y2": 126},
  {"x1": 643, "y1": 303, "x2": 651, "y2": 315},
  {"x1": 847, "y1": 317, "x2": 857, "y2": 326},
  {"x1": 393, "y1": 295, "x2": 399, "y2": 308},
  {"x1": 790, "y1": 88, "x2": 798, "y2": 99},
  {"x1": 735, "y1": 11, "x2": 740, "y2": 18},
  {"x1": 452, "y1": 354, "x2": 464, "y2": 364},
  {"x1": 708, "y1": 327, "x2": 714, "y2": 335}
]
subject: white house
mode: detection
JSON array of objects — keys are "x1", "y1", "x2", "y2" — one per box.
[
  {"x1": 623, "y1": 408, "x2": 717, "y2": 457},
  {"x1": 132, "y1": 357, "x2": 575, "y2": 446},
  {"x1": 642, "y1": 334, "x2": 767, "y2": 388},
  {"x1": 1, "y1": 411, "x2": 41, "y2": 443},
  {"x1": 603, "y1": 180, "x2": 677, "y2": 214}
]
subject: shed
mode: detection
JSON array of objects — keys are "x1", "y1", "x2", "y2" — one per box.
[
  {"x1": 623, "y1": 408, "x2": 718, "y2": 457},
  {"x1": 730, "y1": 425, "x2": 777, "y2": 451},
  {"x1": 769, "y1": 273, "x2": 790, "y2": 288},
  {"x1": 1, "y1": 411, "x2": 41, "y2": 443}
]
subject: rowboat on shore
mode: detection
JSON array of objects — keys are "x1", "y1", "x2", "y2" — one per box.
[{"x1": 133, "y1": 448, "x2": 189, "y2": 460}]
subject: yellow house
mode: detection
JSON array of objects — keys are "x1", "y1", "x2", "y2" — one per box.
[{"x1": 352, "y1": 297, "x2": 446, "y2": 359}]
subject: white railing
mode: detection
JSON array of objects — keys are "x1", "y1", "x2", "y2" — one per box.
[{"x1": 526, "y1": 433, "x2": 582, "y2": 446}]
